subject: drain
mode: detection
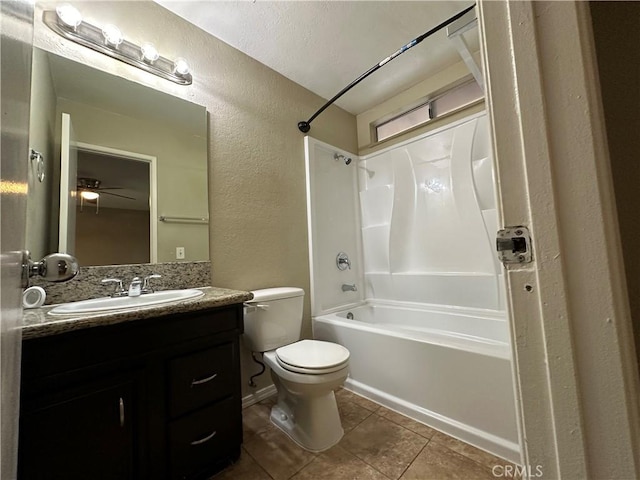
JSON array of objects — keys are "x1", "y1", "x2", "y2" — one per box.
[{"x1": 346, "y1": 312, "x2": 354, "y2": 320}]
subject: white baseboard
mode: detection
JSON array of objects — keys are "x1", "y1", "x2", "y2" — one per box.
[{"x1": 242, "y1": 384, "x2": 277, "y2": 409}]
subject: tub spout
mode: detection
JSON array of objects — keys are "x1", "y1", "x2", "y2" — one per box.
[{"x1": 342, "y1": 283, "x2": 357, "y2": 292}]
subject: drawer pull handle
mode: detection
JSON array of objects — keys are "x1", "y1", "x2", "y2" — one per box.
[
  {"x1": 191, "y1": 372, "x2": 217, "y2": 387},
  {"x1": 190, "y1": 430, "x2": 217, "y2": 446},
  {"x1": 119, "y1": 397, "x2": 125, "y2": 427}
]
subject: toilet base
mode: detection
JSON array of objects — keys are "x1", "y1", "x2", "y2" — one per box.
[{"x1": 270, "y1": 391, "x2": 344, "y2": 453}]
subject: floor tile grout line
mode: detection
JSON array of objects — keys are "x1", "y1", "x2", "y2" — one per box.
[
  {"x1": 340, "y1": 399, "x2": 376, "y2": 433},
  {"x1": 284, "y1": 452, "x2": 319, "y2": 480},
  {"x1": 339, "y1": 402, "x2": 433, "y2": 480},
  {"x1": 338, "y1": 446, "x2": 394, "y2": 480},
  {"x1": 397, "y1": 437, "x2": 434, "y2": 480},
  {"x1": 239, "y1": 445, "x2": 277, "y2": 480},
  {"x1": 338, "y1": 421, "x2": 423, "y2": 480},
  {"x1": 429, "y1": 435, "x2": 507, "y2": 473},
  {"x1": 371, "y1": 409, "x2": 435, "y2": 441},
  {"x1": 350, "y1": 392, "x2": 507, "y2": 471},
  {"x1": 430, "y1": 437, "x2": 514, "y2": 478}
]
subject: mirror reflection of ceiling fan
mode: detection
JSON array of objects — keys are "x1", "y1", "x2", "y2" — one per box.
[
  {"x1": 77, "y1": 177, "x2": 136, "y2": 200},
  {"x1": 77, "y1": 177, "x2": 136, "y2": 213}
]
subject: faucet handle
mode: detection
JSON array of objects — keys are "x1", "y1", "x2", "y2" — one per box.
[
  {"x1": 101, "y1": 278, "x2": 125, "y2": 297},
  {"x1": 336, "y1": 252, "x2": 351, "y2": 271},
  {"x1": 142, "y1": 274, "x2": 161, "y2": 293}
]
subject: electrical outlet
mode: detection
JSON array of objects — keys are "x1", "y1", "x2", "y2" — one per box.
[{"x1": 176, "y1": 247, "x2": 185, "y2": 259}]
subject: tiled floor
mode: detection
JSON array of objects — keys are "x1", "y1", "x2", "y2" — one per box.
[{"x1": 213, "y1": 388, "x2": 516, "y2": 480}]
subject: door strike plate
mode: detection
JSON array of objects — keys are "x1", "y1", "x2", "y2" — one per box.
[{"x1": 496, "y1": 226, "x2": 532, "y2": 264}]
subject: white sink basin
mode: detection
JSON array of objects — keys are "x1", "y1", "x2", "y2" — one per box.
[{"x1": 48, "y1": 289, "x2": 204, "y2": 315}]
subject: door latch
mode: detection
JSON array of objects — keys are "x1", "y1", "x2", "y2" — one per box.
[{"x1": 496, "y1": 226, "x2": 532, "y2": 264}]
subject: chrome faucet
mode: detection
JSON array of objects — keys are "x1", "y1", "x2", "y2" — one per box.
[
  {"x1": 128, "y1": 277, "x2": 142, "y2": 297},
  {"x1": 341, "y1": 283, "x2": 357, "y2": 292},
  {"x1": 142, "y1": 274, "x2": 161, "y2": 294},
  {"x1": 102, "y1": 274, "x2": 162, "y2": 297},
  {"x1": 101, "y1": 278, "x2": 127, "y2": 297}
]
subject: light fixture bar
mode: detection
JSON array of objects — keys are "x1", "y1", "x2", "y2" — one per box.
[{"x1": 43, "y1": 9, "x2": 192, "y2": 85}]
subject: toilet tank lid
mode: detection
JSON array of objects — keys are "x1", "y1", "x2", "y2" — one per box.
[{"x1": 249, "y1": 287, "x2": 304, "y2": 302}]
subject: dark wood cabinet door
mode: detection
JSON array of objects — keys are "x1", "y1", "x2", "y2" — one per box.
[{"x1": 19, "y1": 373, "x2": 140, "y2": 480}]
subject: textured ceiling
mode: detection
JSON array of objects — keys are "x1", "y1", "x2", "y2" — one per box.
[{"x1": 155, "y1": 1, "x2": 478, "y2": 115}]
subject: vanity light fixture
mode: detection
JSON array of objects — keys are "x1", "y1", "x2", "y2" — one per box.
[
  {"x1": 55, "y1": 3, "x2": 82, "y2": 30},
  {"x1": 141, "y1": 42, "x2": 159, "y2": 63},
  {"x1": 101, "y1": 23, "x2": 123, "y2": 47},
  {"x1": 173, "y1": 57, "x2": 190, "y2": 76},
  {"x1": 43, "y1": 4, "x2": 192, "y2": 85}
]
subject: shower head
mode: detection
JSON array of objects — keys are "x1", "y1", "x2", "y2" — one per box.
[{"x1": 334, "y1": 153, "x2": 352, "y2": 165}]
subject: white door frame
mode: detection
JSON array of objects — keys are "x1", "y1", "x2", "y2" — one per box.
[
  {"x1": 59, "y1": 113, "x2": 77, "y2": 254},
  {"x1": 479, "y1": 1, "x2": 640, "y2": 478},
  {"x1": 75, "y1": 142, "x2": 158, "y2": 263}
]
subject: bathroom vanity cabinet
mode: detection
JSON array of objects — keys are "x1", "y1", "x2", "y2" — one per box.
[{"x1": 18, "y1": 304, "x2": 244, "y2": 480}]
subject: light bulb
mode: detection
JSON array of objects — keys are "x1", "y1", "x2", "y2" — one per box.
[
  {"x1": 80, "y1": 191, "x2": 99, "y2": 200},
  {"x1": 173, "y1": 57, "x2": 190, "y2": 76},
  {"x1": 140, "y1": 42, "x2": 159, "y2": 63},
  {"x1": 102, "y1": 24, "x2": 123, "y2": 47},
  {"x1": 56, "y1": 4, "x2": 82, "y2": 29}
]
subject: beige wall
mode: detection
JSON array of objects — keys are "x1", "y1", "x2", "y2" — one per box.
[
  {"x1": 26, "y1": 48, "x2": 56, "y2": 260},
  {"x1": 590, "y1": 1, "x2": 640, "y2": 369},
  {"x1": 356, "y1": 59, "x2": 484, "y2": 154},
  {"x1": 34, "y1": 1, "x2": 357, "y2": 397},
  {"x1": 75, "y1": 206, "x2": 150, "y2": 265},
  {"x1": 56, "y1": 97, "x2": 209, "y2": 263}
]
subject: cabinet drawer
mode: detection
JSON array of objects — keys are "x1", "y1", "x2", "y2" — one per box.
[
  {"x1": 168, "y1": 397, "x2": 241, "y2": 480},
  {"x1": 168, "y1": 343, "x2": 234, "y2": 418}
]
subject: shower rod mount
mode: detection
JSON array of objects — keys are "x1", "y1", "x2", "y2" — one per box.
[{"x1": 298, "y1": 3, "x2": 476, "y2": 133}]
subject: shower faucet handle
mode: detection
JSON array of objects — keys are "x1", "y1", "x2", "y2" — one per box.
[{"x1": 336, "y1": 252, "x2": 351, "y2": 270}]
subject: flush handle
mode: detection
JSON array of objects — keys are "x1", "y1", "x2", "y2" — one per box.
[{"x1": 243, "y1": 303, "x2": 270, "y2": 314}]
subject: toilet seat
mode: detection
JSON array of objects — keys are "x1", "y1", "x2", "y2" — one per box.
[{"x1": 275, "y1": 340, "x2": 350, "y2": 375}]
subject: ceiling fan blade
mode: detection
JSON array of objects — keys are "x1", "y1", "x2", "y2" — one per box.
[
  {"x1": 98, "y1": 187, "x2": 125, "y2": 190},
  {"x1": 100, "y1": 191, "x2": 136, "y2": 200}
]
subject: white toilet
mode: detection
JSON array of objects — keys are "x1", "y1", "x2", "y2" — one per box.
[{"x1": 243, "y1": 287, "x2": 350, "y2": 452}]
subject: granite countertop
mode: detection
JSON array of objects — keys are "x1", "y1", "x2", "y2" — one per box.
[{"x1": 22, "y1": 286, "x2": 253, "y2": 340}]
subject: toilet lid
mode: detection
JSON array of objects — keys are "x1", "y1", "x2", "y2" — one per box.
[{"x1": 275, "y1": 340, "x2": 350, "y2": 372}]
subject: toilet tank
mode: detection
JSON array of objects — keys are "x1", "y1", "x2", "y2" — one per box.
[{"x1": 243, "y1": 287, "x2": 305, "y2": 352}]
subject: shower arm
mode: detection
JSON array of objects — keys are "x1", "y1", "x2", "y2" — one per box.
[{"x1": 297, "y1": 3, "x2": 476, "y2": 134}]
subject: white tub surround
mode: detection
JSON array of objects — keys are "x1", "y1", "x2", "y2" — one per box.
[{"x1": 305, "y1": 112, "x2": 520, "y2": 463}]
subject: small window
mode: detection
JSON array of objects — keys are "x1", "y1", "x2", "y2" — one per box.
[{"x1": 375, "y1": 80, "x2": 484, "y2": 142}]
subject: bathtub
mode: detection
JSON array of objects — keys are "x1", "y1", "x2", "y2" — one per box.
[{"x1": 313, "y1": 302, "x2": 520, "y2": 463}]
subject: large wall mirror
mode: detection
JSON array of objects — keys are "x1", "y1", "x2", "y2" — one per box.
[{"x1": 26, "y1": 48, "x2": 209, "y2": 266}]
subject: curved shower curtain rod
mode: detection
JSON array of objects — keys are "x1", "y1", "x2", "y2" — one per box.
[{"x1": 298, "y1": 3, "x2": 477, "y2": 134}]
